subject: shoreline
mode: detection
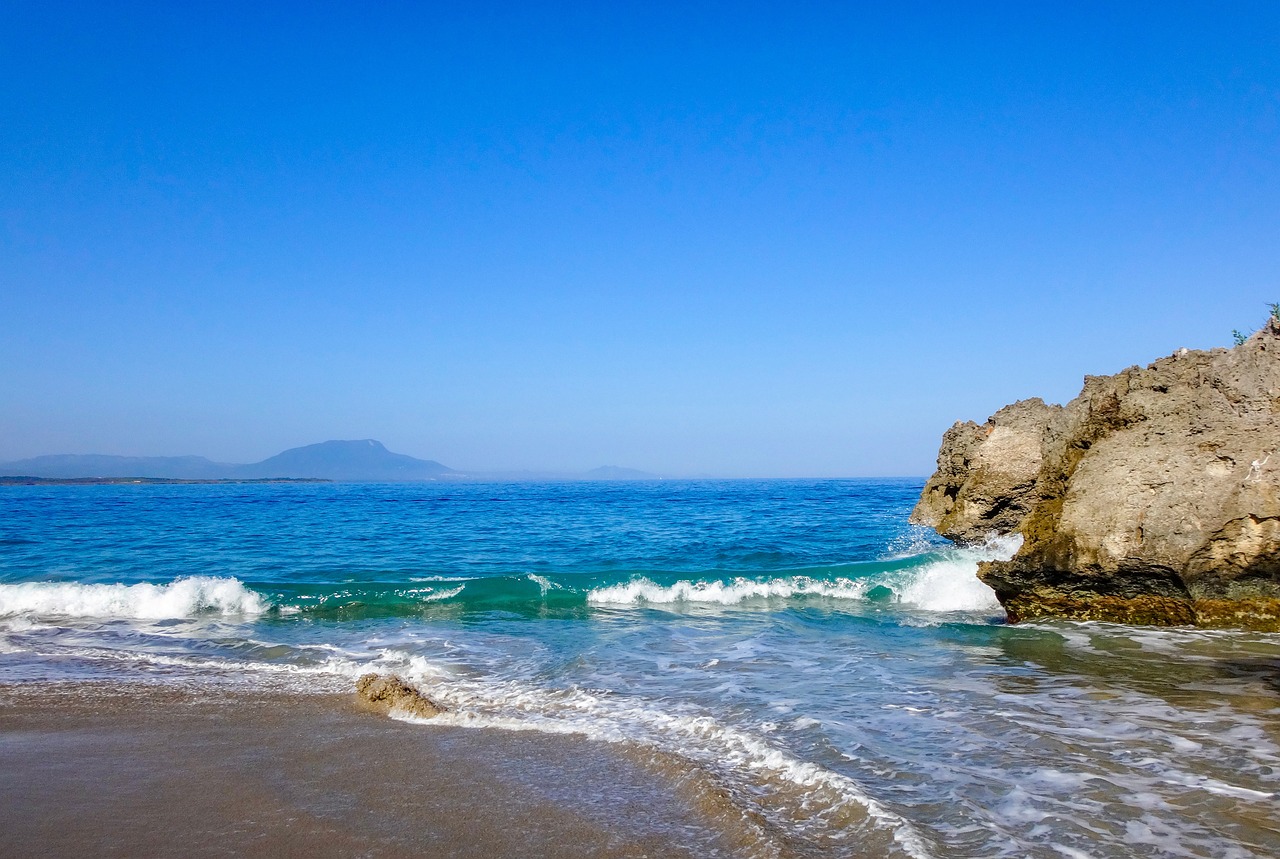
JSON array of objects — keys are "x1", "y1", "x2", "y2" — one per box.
[{"x1": 0, "y1": 681, "x2": 780, "y2": 859}]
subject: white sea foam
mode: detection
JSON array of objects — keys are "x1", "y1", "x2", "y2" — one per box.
[
  {"x1": 883, "y1": 525, "x2": 946, "y2": 560},
  {"x1": 526, "y1": 573, "x2": 561, "y2": 596},
  {"x1": 420, "y1": 585, "x2": 465, "y2": 602},
  {"x1": 892, "y1": 556, "x2": 1002, "y2": 612},
  {"x1": 587, "y1": 575, "x2": 873, "y2": 606},
  {"x1": 0, "y1": 640, "x2": 370, "y2": 693},
  {"x1": 586, "y1": 535, "x2": 1018, "y2": 613},
  {"x1": 365, "y1": 652, "x2": 933, "y2": 859},
  {"x1": 0, "y1": 577, "x2": 267, "y2": 619}
]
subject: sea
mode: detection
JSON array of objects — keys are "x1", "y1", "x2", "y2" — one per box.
[{"x1": 2, "y1": 479, "x2": 1278, "y2": 858}]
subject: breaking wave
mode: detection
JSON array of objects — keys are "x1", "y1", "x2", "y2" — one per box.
[
  {"x1": 586, "y1": 536, "x2": 1018, "y2": 613},
  {"x1": 0, "y1": 576, "x2": 268, "y2": 619},
  {"x1": 0, "y1": 536, "x2": 1020, "y2": 622}
]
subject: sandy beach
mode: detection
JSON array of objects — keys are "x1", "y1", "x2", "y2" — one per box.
[{"x1": 0, "y1": 681, "x2": 764, "y2": 859}]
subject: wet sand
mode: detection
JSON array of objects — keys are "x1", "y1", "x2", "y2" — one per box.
[{"x1": 0, "y1": 682, "x2": 763, "y2": 859}]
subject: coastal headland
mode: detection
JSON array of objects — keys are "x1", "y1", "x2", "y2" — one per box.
[{"x1": 913, "y1": 314, "x2": 1280, "y2": 630}]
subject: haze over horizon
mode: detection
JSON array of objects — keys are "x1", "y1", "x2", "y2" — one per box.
[{"x1": 3, "y1": 3, "x2": 1278, "y2": 477}]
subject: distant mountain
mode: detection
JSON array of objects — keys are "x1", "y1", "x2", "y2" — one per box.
[
  {"x1": 584, "y1": 465, "x2": 661, "y2": 481},
  {"x1": 0, "y1": 454, "x2": 234, "y2": 479},
  {"x1": 0, "y1": 440, "x2": 455, "y2": 482},
  {"x1": 236, "y1": 440, "x2": 452, "y2": 481}
]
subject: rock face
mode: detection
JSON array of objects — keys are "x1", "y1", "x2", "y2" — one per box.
[
  {"x1": 914, "y1": 316, "x2": 1280, "y2": 630},
  {"x1": 911, "y1": 398, "x2": 1061, "y2": 543},
  {"x1": 355, "y1": 673, "x2": 447, "y2": 718}
]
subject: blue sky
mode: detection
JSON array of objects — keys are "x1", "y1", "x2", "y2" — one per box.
[{"x1": 2, "y1": 2, "x2": 1277, "y2": 476}]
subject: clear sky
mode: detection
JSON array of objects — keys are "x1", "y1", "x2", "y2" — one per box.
[{"x1": 2, "y1": 2, "x2": 1277, "y2": 476}]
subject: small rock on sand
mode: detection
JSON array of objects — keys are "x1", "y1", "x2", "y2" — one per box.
[{"x1": 355, "y1": 673, "x2": 447, "y2": 718}]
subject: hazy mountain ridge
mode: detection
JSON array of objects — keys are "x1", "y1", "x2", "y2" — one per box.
[
  {"x1": 0, "y1": 440, "x2": 452, "y2": 482},
  {"x1": 1, "y1": 442, "x2": 663, "y2": 482},
  {"x1": 584, "y1": 465, "x2": 661, "y2": 481},
  {"x1": 234, "y1": 440, "x2": 451, "y2": 481},
  {"x1": 0, "y1": 454, "x2": 235, "y2": 480}
]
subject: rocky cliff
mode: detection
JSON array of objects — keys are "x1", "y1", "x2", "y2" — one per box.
[
  {"x1": 912, "y1": 316, "x2": 1280, "y2": 630},
  {"x1": 911, "y1": 397, "x2": 1061, "y2": 543}
]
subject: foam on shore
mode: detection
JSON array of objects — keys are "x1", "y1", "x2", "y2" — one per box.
[{"x1": 375, "y1": 654, "x2": 935, "y2": 859}]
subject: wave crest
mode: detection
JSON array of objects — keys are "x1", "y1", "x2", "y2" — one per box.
[
  {"x1": 0, "y1": 577, "x2": 267, "y2": 619},
  {"x1": 586, "y1": 537, "x2": 1019, "y2": 613},
  {"x1": 587, "y1": 575, "x2": 869, "y2": 605}
]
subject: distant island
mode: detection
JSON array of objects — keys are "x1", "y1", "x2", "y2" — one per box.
[
  {"x1": 0, "y1": 477, "x2": 330, "y2": 486},
  {"x1": 0, "y1": 440, "x2": 663, "y2": 483},
  {"x1": 583, "y1": 466, "x2": 662, "y2": 481},
  {"x1": 0, "y1": 440, "x2": 450, "y2": 482}
]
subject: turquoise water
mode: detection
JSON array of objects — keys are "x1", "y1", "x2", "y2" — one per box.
[{"x1": 2, "y1": 480, "x2": 1278, "y2": 857}]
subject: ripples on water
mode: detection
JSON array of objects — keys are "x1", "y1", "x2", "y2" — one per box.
[{"x1": 1, "y1": 480, "x2": 1278, "y2": 858}]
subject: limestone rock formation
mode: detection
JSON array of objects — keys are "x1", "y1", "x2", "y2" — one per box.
[
  {"x1": 910, "y1": 398, "x2": 1060, "y2": 542},
  {"x1": 916, "y1": 315, "x2": 1280, "y2": 630},
  {"x1": 355, "y1": 673, "x2": 447, "y2": 718}
]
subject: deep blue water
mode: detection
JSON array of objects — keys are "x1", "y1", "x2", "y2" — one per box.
[{"x1": 2, "y1": 479, "x2": 1278, "y2": 858}]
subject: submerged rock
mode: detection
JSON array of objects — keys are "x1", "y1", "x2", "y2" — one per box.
[
  {"x1": 915, "y1": 316, "x2": 1280, "y2": 630},
  {"x1": 355, "y1": 673, "x2": 447, "y2": 718}
]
